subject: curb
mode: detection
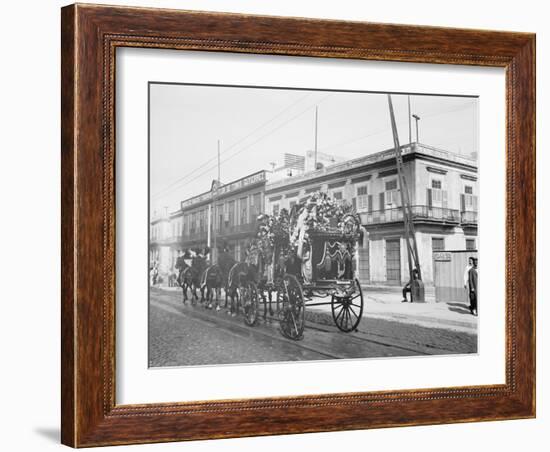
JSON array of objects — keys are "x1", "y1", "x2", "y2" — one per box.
[{"x1": 305, "y1": 306, "x2": 477, "y2": 332}]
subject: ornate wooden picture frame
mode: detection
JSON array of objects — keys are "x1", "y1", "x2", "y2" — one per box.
[{"x1": 61, "y1": 3, "x2": 535, "y2": 447}]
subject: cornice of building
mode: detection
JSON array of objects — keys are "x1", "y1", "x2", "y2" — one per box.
[
  {"x1": 178, "y1": 170, "x2": 267, "y2": 213},
  {"x1": 265, "y1": 143, "x2": 477, "y2": 195},
  {"x1": 150, "y1": 217, "x2": 170, "y2": 225}
]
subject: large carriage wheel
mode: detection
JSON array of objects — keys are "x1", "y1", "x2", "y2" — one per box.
[
  {"x1": 279, "y1": 274, "x2": 305, "y2": 340},
  {"x1": 331, "y1": 278, "x2": 364, "y2": 333},
  {"x1": 242, "y1": 282, "x2": 259, "y2": 327}
]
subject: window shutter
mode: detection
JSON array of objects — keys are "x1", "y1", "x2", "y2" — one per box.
[
  {"x1": 460, "y1": 194, "x2": 465, "y2": 212},
  {"x1": 352, "y1": 197, "x2": 357, "y2": 209},
  {"x1": 473, "y1": 195, "x2": 478, "y2": 211},
  {"x1": 379, "y1": 192, "x2": 385, "y2": 212},
  {"x1": 427, "y1": 188, "x2": 432, "y2": 208},
  {"x1": 442, "y1": 190, "x2": 448, "y2": 208},
  {"x1": 368, "y1": 194, "x2": 373, "y2": 212}
]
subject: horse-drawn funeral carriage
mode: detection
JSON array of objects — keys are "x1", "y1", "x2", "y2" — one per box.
[
  {"x1": 176, "y1": 191, "x2": 365, "y2": 341},
  {"x1": 242, "y1": 191, "x2": 365, "y2": 340}
]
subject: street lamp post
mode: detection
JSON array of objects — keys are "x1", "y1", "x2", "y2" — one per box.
[{"x1": 412, "y1": 114, "x2": 421, "y2": 143}]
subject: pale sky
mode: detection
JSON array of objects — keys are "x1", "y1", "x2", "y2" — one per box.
[{"x1": 149, "y1": 83, "x2": 478, "y2": 214}]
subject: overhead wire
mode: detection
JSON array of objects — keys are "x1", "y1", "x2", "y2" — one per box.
[
  {"x1": 152, "y1": 93, "x2": 311, "y2": 199},
  {"x1": 153, "y1": 93, "x2": 332, "y2": 200},
  {"x1": 317, "y1": 101, "x2": 474, "y2": 155}
]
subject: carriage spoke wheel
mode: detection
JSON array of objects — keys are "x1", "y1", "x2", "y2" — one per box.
[
  {"x1": 331, "y1": 278, "x2": 364, "y2": 333},
  {"x1": 279, "y1": 274, "x2": 305, "y2": 341},
  {"x1": 242, "y1": 282, "x2": 259, "y2": 326}
]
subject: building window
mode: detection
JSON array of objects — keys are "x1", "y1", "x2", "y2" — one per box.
[
  {"x1": 427, "y1": 178, "x2": 448, "y2": 209},
  {"x1": 332, "y1": 191, "x2": 343, "y2": 205},
  {"x1": 356, "y1": 185, "x2": 368, "y2": 210},
  {"x1": 199, "y1": 210, "x2": 206, "y2": 232},
  {"x1": 228, "y1": 201, "x2": 235, "y2": 226},
  {"x1": 432, "y1": 237, "x2": 445, "y2": 252},
  {"x1": 385, "y1": 179, "x2": 397, "y2": 190},
  {"x1": 217, "y1": 204, "x2": 223, "y2": 231},
  {"x1": 250, "y1": 193, "x2": 262, "y2": 222},
  {"x1": 385, "y1": 179, "x2": 399, "y2": 207},
  {"x1": 461, "y1": 185, "x2": 477, "y2": 212},
  {"x1": 272, "y1": 203, "x2": 280, "y2": 216},
  {"x1": 431, "y1": 179, "x2": 442, "y2": 204},
  {"x1": 466, "y1": 238, "x2": 476, "y2": 250},
  {"x1": 240, "y1": 197, "x2": 248, "y2": 225}
]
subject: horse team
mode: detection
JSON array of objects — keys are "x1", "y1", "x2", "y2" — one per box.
[{"x1": 175, "y1": 247, "x2": 252, "y2": 316}]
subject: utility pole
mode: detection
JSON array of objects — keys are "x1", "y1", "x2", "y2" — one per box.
[
  {"x1": 217, "y1": 139, "x2": 221, "y2": 183},
  {"x1": 387, "y1": 94, "x2": 424, "y2": 302},
  {"x1": 207, "y1": 204, "x2": 212, "y2": 262},
  {"x1": 212, "y1": 140, "x2": 220, "y2": 263},
  {"x1": 412, "y1": 114, "x2": 421, "y2": 143},
  {"x1": 314, "y1": 106, "x2": 318, "y2": 170},
  {"x1": 408, "y1": 95, "x2": 412, "y2": 144}
]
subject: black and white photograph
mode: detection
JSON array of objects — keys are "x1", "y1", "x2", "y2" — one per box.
[{"x1": 148, "y1": 82, "x2": 479, "y2": 368}]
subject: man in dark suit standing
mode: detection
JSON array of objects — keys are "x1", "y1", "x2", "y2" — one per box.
[{"x1": 468, "y1": 258, "x2": 478, "y2": 316}]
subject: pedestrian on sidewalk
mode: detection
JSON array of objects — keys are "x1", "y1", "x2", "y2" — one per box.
[
  {"x1": 468, "y1": 258, "x2": 478, "y2": 315},
  {"x1": 150, "y1": 260, "x2": 159, "y2": 287},
  {"x1": 402, "y1": 268, "x2": 419, "y2": 303},
  {"x1": 463, "y1": 257, "x2": 474, "y2": 309},
  {"x1": 463, "y1": 257, "x2": 473, "y2": 290}
]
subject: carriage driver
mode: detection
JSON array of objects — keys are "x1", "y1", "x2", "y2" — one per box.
[{"x1": 175, "y1": 249, "x2": 185, "y2": 283}]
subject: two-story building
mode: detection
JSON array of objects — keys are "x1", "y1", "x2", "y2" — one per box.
[
  {"x1": 149, "y1": 171, "x2": 267, "y2": 279},
  {"x1": 264, "y1": 143, "x2": 478, "y2": 286}
]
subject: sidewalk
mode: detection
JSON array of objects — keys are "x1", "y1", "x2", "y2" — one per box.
[{"x1": 308, "y1": 285, "x2": 478, "y2": 334}]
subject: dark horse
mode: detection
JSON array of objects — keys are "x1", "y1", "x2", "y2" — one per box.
[
  {"x1": 226, "y1": 262, "x2": 253, "y2": 316},
  {"x1": 199, "y1": 264, "x2": 224, "y2": 309},
  {"x1": 216, "y1": 249, "x2": 237, "y2": 311},
  {"x1": 178, "y1": 254, "x2": 208, "y2": 304}
]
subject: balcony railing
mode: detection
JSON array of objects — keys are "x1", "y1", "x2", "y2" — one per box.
[
  {"x1": 168, "y1": 222, "x2": 259, "y2": 245},
  {"x1": 215, "y1": 221, "x2": 257, "y2": 236},
  {"x1": 360, "y1": 205, "x2": 461, "y2": 225},
  {"x1": 460, "y1": 210, "x2": 478, "y2": 224},
  {"x1": 180, "y1": 230, "x2": 207, "y2": 243},
  {"x1": 150, "y1": 234, "x2": 183, "y2": 245}
]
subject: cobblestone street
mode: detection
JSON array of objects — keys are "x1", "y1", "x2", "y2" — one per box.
[{"x1": 149, "y1": 287, "x2": 477, "y2": 367}]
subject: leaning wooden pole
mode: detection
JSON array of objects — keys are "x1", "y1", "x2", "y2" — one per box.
[{"x1": 387, "y1": 95, "x2": 424, "y2": 299}]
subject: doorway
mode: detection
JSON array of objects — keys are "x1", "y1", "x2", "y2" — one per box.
[{"x1": 386, "y1": 238, "x2": 401, "y2": 285}]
